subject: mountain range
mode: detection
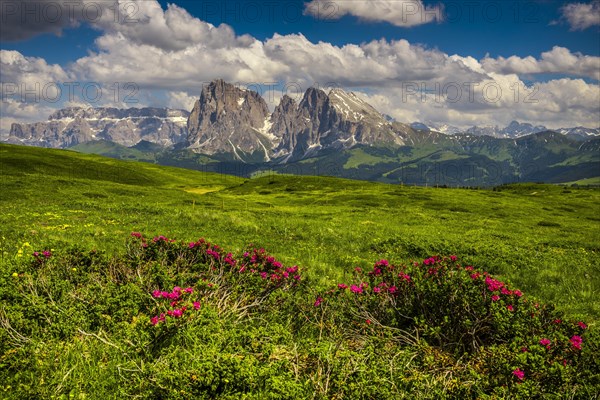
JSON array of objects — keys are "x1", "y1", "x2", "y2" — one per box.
[
  {"x1": 4, "y1": 79, "x2": 599, "y2": 186},
  {"x1": 175, "y1": 79, "x2": 415, "y2": 162},
  {"x1": 6, "y1": 107, "x2": 189, "y2": 148},
  {"x1": 411, "y1": 120, "x2": 600, "y2": 140}
]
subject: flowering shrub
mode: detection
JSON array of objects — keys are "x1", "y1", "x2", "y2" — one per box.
[
  {"x1": 149, "y1": 286, "x2": 201, "y2": 326},
  {"x1": 121, "y1": 232, "x2": 308, "y2": 347},
  {"x1": 311, "y1": 255, "x2": 597, "y2": 394},
  {"x1": 127, "y1": 234, "x2": 302, "y2": 300},
  {"x1": 238, "y1": 246, "x2": 301, "y2": 284},
  {"x1": 2, "y1": 234, "x2": 598, "y2": 399},
  {"x1": 30, "y1": 250, "x2": 52, "y2": 266}
]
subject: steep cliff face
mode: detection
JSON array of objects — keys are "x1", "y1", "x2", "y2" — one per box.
[
  {"x1": 328, "y1": 88, "x2": 404, "y2": 145},
  {"x1": 184, "y1": 81, "x2": 410, "y2": 161},
  {"x1": 270, "y1": 95, "x2": 300, "y2": 156},
  {"x1": 186, "y1": 79, "x2": 272, "y2": 159},
  {"x1": 269, "y1": 88, "x2": 330, "y2": 159},
  {"x1": 6, "y1": 80, "x2": 418, "y2": 160},
  {"x1": 269, "y1": 87, "x2": 405, "y2": 161},
  {"x1": 8, "y1": 107, "x2": 189, "y2": 148}
]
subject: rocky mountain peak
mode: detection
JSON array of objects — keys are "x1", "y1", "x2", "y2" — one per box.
[
  {"x1": 276, "y1": 94, "x2": 297, "y2": 110},
  {"x1": 266, "y1": 86, "x2": 407, "y2": 161},
  {"x1": 8, "y1": 106, "x2": 189, "y2": 148},
  {"x1": 48, "y1": 107, "x2": 91, "y2": 120},
  {"x1": 271, "y1": 95, "x2": 298, "y2": 139},
  {"x1": 328, "y1": 88, "x2": 385, "y2": 124},
  {"x1": 6, "y1": 79, "x2": 416, "y2": 160},
  {"x1": 186, "y1": 80, "x2": 271, "y2": 159},
  {"x1": 298, "y1": 87, "x2": 333, "y2": 133},
  {"x1": 300, "y1": 87, "x2": 329, "y2": 107}
]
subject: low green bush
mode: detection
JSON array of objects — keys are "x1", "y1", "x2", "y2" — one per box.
[{"x1": 1, "y1": 234, "x2": 597, "y2": 399}]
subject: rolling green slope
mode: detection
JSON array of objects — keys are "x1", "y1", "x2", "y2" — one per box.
[
  {"x1": 274, "y1": 132, "x2": 600, "y2": 186},
  {"x1": 71, "y1": 140, "x2": 156, "y2": 162},
  {"x1": 1, "y1": 143, "x2": 599, "y2": 319},
  {"x1": 1, "y1": 143, "x2": 599, "y2": 398},
  {"x1": 67, "y1": 132, "x2": 600, "y2": 187}
]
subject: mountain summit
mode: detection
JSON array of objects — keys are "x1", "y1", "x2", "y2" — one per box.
[
  {"x1": 186, "y1": 79, "x2": 272, "y2": 160},
  {"x1": 270, "y1": 87, "x2": 406, "y2": 161},
  {"x1": 185, "y1": 81, "x2": 413, "y2": 162},
  {"x1": 6, "y1": 80, "x2": 599, "y2": 164},
  {"x1": 8, "y1": 107, "x2": 188, "y2": 148}
]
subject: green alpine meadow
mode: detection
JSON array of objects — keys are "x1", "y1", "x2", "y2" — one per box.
[
  {"x1": 1, "y1": 143, "x2": 598, "y2": 398},
  {"x1": 2, "y1": 1, "x2": 600, "y2": 396}
]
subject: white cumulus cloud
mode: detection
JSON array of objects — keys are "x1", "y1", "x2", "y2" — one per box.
[
  {"x1": 481, "y1": 47, "x2": 600, "y2": 80},
  {"x1": 166, "y1": 91, "x2": 197, "y2": 111},
  {"x1": 0, "y1": 50, "x2": 70, "y2": 104},
  {"x1": 2, "y1": 0, "x2": 599, "y2": 131},
  {"x1": 559, "y1": 1, "x2": 600, "y2": 30},
  {"x1": 303, "y1": 0, "x2": 443, "y2": 27}
]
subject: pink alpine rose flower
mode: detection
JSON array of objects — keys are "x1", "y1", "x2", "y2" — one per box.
[
  {"x1": 350, "y1": 285, "x2": 363, "y2": 294},
  {"x1": 570, "y1": 335, "x2": 583, "y2": 350},
  {"x1": 512, "y1": 368, "x2": 525, "y2": 381},
  {"x1": 539, "y1": 338, "x2": 551, "y2": 349}
]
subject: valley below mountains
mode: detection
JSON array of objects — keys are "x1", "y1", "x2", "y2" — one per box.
[{"x1": 5, "y1": 79, "x2": 599, "y2": 186}]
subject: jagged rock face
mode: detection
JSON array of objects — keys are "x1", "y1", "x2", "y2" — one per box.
[
  {"x1": 328, "y1": 88, "x2": 403, "y2": 146},
  {"x1": 271, "y1": 95, "x2": 298, "y2": 138},
  {"x1": 48, "y1": 107, "x2": 187, "y2": 120},
  {"x1": 9, "y1": 118, "x2": 96, "y2": 148},
  {"x1": 270, "y1": 95, "x2": 301, "y2": 155},
  {"x1": 8, "y1": 107, "x2": 189, "y2": 148},
  {"x1": 271, "y1": 88, "x2": 330, "y2": 158},
  {"x1": 271, "y1": 87, "x2": 405, "y2": 160},
  {"x1": 5, "y1": 80, "x2": 421, "y2": 160},
  {"x1": 186, "y1": 79, "x2": 271, "y2": 157},
  {"x1": 297, "y1": 87, "x2": 334, "y2": 146}
]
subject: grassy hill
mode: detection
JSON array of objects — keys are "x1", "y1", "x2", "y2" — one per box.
[
  {"x1": 68, "y1": 131, "x2": 600, "y2": 187},
  {"x1": 1, "y1": 143, "x2": 599, "y2": 398},
  {"x1": 70, "y1": 139, "x2": 163, "y2": 163},
  {"x1": 1, "y1": 143, "x2": 599, "y2": 317},
  {"x1": 271, "y1": 132, "x2": 600, "y2": 186}
]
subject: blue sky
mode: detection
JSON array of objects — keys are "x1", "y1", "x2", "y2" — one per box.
[
  {"x1": 1, "y1": 0, "x2": 599, "y2": 131},
  {"x1": 4, "y1": 1, "x2": 599, "y2": 63},
  {"x1": 165, "y1": 0, "x2": 599, "y2": 57}
]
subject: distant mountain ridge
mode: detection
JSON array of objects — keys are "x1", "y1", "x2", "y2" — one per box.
[
  {"x1": 6, "y1": 80, "x2": 417, "y2": 160},
  {"x1": 411, "y1": 120, "x2": 600, "y2": 140},
  {"x1": 411, "y1": 122, "x2": 463, "y2": 135},
  {"x1": 7, "y1": 79, "x2": 599, "y2": 154},
  {"x1": 7, "y1": 107, "x2": 189, "y2": 148},
  {"x1": 4, "y1": 79, "x2": 599, "y2": 186}
]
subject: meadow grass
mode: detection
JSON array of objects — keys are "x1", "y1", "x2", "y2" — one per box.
[
  {"x1": 1, "y1": 143, "x2": 599, "y2": 398},
  {"x1": 2, "y1": 144, "x2": 598, "y2": 320}
]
